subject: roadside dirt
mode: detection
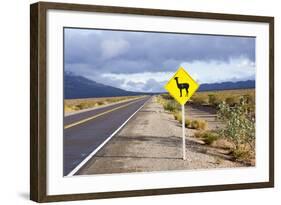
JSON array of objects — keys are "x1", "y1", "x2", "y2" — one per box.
[{"x1": 78, "y1": 96, "x2": 245, "y2": 175}]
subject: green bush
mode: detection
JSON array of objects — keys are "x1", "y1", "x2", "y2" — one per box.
[
  {"x1": 183, "y1": 119, "x2": 208, "y2": 130},
  {"x1": 203, "y1": 132, "x2": 219, "y2": 145},
  {"x1": 194, "y1": 131, "x2": 219, "y2": 145},
  {"x1": 218, "y1": 97, "x2": 255, "y2": 151},
  {"x1": 163, "y1": 100, "x2": 178, "y2": 112}
]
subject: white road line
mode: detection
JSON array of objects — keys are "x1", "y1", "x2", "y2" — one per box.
[{"x1": 66, "y1": 97, "x2": 151, "y2": 177}]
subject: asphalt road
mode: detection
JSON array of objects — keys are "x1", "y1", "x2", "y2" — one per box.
[{"x1": 63, "y1": 96, "x2": 151, "y2": 176}]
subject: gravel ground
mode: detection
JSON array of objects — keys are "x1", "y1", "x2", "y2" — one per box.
[{"x1": 77, "y1": 96, "x2": 244, "y2": 175}]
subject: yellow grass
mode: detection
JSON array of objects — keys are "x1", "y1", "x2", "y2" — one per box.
[
  {"x1": 190, "y1": 89, "x2": 255, "y2": 106},
  {"x1": 64, "y1": 96, "x2": 143, "y2": 113}
]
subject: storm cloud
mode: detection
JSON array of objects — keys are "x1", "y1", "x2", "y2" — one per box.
[{"x1": 64, "y1": 28, "x2": 255, "y2": 92}]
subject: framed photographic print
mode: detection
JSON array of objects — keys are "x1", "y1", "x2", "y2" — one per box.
[{"x1": 30, "y1": 1, "x2": 274, "y2": 202}]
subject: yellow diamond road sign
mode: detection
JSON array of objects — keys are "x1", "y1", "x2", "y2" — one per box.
[{"x1": 164, "y1": 66, "x2": 199, "y2": 105}]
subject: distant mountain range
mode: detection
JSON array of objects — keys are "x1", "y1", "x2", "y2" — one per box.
[
  {"x1": 64, "y1": 72, "x2": 255, "y2": 99},
  {"x1": 198, "y1": 80, "x2": 255, "y2": 92},
  {"x1": 64, "y1": 72, "x2": 144, "y2": 99}
]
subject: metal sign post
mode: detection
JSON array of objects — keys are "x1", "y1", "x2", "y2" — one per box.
[
  {"x1": 182, "y1": 104, "x2": 186, "y2": 160},
  {"x1": 164, "y1": 66, "x2": 199, "y2": 161}
]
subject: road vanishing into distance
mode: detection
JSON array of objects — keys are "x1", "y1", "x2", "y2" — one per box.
[{"x1": 64, "y1": 96, "x2": 151, "y2": 176}]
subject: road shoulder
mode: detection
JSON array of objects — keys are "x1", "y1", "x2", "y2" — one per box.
[{"x1": 77, "y1": 97, "x2": 243, "y2": 175}]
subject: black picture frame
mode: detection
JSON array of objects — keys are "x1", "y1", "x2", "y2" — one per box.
[{"x1": 30, "y1": 1, "x2": 274, "y2": 202}]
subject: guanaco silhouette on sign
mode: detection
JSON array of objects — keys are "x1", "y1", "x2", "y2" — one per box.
[{"x1": 174, "y1": 77, "x2": 189, "y2": 97}]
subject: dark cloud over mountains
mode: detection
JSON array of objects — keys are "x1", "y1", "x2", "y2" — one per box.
[{"x1": 64, "y1": 28, "x2": 255, "y2": 92}]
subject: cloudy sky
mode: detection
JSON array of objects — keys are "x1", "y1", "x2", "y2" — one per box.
[{"x1": 64, "y1": 28, "x2": 255, "y2": 92}]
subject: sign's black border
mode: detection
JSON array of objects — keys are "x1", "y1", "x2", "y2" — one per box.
[{"x1": 30, "y1": 1, "x2": 274, "y2": 202}]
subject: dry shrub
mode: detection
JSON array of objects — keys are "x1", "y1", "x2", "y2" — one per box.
[
  {"x1": 64, "y1": 105, "x2": 75, "y2": 113},
  {"x1": 194, "y1": 131, "x2": 203, "y2": 138},
  {"x1": 163, "y1": 100, "x2": 178, "y2": 112},
  {"x1": 194, "y1": 131, "x2": 219, "y2": 145},
  {"x1": 198, "y1": 119, "x2": 208, "y2": 130},
  {"x1": 172, "y1": 113, "x2": 207, "y2": 131},
  {"x1": 232, "y1": 144, "x2": 255, "y2": 163},
  {"x1": 161, "y1": 94, "x2": 173, "y2": 100},
  {"x1": 211, "y1": 138, "x2": 235, "y2": 149},
  {"x1": 208, "y1": 94, "x2": 224, "y2": 107},
  {"x1": 225, "y1": 96, "x2": 240, "y2": 106},
  {"x1": 191, "y1": 120, "x2": 199, "y2": 129},
  {"x1": 173, "y1": 112, "x2": 182, "y2": 123},
  {"x1": 191, "y1": 95, "x2": 209, "y2": 105},
  {"x1": 191, "y1": 119, "x2": 207, "y2": 130},
  {"x1": 184, "y1": 119, "x2": 208, "y2": 130},
  {"x1": 185, "y1": 119, "x2": 192, "y2": 128}
]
